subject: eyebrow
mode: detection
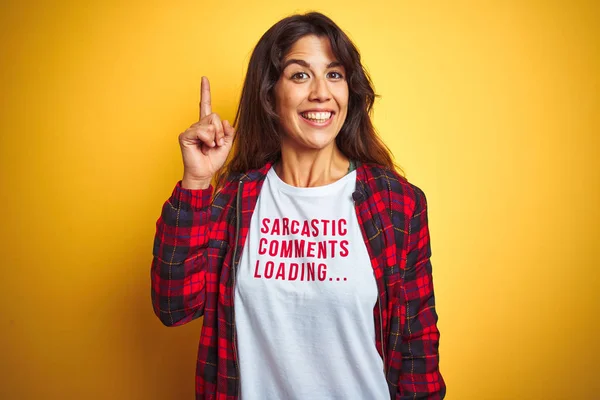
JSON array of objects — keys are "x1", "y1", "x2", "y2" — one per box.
[{"x1": 282, "y1": 59, "x2": 343, "y2": 70}]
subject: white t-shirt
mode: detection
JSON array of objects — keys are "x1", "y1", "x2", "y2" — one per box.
[{"x1": 234, "y1": 166, "x2": 389, "y2": 400}]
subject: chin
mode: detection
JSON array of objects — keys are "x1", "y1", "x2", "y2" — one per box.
[
  {"x1": 280, "y1": 119, "x2": 341, "y2": 151},
  {"x1": 298, "y1": 132, "x2": 338, "y2": 150}
]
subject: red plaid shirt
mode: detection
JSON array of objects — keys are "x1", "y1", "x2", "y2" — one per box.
[{"x1": 151, "y1": 161, "x2": 446, "y2": 399}]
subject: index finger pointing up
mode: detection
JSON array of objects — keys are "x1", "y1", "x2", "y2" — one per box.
[{"x1": 199, "y1": 76, "x2": 212, "y2": 120}]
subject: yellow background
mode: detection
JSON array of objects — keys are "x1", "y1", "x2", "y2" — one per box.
[{"x1": 1, "y1": 0, "x2": 598, "y2": 399}]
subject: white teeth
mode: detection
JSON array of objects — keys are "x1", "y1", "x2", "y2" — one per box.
[{"x1": 301, "y1": 111, "x2": 332, "y2": 121}]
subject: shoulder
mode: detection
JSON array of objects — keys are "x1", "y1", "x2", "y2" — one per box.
[
  {"x1": 213, "y1": 162, "x2": 272, "y2": 202},
  {"x1": 357, "y1": 162, "x2": 425, "y2": 216}
]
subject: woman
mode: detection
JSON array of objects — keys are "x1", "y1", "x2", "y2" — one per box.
[{"x1": 151, "y1": 12, "x2": 445, "y2": 400}]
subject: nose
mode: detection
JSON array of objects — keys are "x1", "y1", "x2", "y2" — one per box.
[{"x1": 308, "y1": 76, "x2": 331, "y2": 102}]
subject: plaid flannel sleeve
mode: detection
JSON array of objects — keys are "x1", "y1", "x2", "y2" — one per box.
[
  {"x1": 151, "y1": 181, "x2": 214, "y2": 327},
  {"x1": 398, "y1": 186, "x2": 446, "y2": 399}
]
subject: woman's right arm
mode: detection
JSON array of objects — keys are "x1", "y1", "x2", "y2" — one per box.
[
  {"x1": 150, "y1": 77, "x2": 235, "y2": 327},
  {"x1": 151, "y1": 182, "x2": 215, "y2": 326}
]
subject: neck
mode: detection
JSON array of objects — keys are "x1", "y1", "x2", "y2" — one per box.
[{"x1": 275, "y1": 142, "x2": 350, "y2": 187}]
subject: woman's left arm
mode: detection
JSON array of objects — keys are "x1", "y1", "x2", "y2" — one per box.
[{"x1": 397, "y1": 186, "x2": 446, "y2": 399}]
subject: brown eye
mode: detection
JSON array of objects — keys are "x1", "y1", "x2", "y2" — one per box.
[
  {"x1": 291, "y1": 72, "x2": 309, "y2": 80},
  {"x1": 327, "y1": 71, "x2": 344, "y2": 79}
]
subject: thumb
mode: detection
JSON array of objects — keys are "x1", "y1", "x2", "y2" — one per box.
[{"x1": 223, "y1": 120, "x2": 236, "y2": 140}]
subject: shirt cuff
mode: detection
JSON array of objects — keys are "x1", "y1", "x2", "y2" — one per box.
[{"x1": 169, "y1": 180, "x2": 214, "y2": 211}]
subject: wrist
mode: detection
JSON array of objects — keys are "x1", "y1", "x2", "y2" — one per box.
[{"x1": 181, "y1": 176, "x2": 212, "y2": 190}]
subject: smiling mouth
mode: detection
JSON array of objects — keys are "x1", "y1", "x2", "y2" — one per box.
[{"x1": 299, "y1": 111, "x2": 334, "y2": 123}]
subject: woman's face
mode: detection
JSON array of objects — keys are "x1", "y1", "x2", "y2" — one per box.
[{"x1": 274, "y1": 35, "x2": 349, "y2": 153}]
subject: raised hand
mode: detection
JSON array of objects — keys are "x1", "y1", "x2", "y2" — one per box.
[{"x1": 178, "y1": 76, "x2": 236, "y2": 189}]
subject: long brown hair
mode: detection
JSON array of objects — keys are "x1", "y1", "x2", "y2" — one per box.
[{"x1": 217, "y1": 11, "x2": 402, "y2": 186}]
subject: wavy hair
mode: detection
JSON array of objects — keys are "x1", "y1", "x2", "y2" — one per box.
[{"x1": 217, "y1": 11, "x2": 401, "y2": 187}]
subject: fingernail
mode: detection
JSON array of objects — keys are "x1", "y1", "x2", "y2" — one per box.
[
  {"x1": 219, "y1": 138, "x2": 225, "y2": 146},
  {"x1": 211, "y1": 141, "x2": 216, "y2": 147}
]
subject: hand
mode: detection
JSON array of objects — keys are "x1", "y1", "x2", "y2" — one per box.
[{"x1": 178, "y1": 76, "x2": 236, "y2": 189}]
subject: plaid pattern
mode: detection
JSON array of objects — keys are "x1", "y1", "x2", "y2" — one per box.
[{"x1": 151, "y1": 161, "x2": 445, "y2": 399}]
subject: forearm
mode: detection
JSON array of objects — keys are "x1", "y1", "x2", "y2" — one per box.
[
  {"x1": 151, "y1": 181, "x2": 214, "y2": 326},
  {"x1": 397, "y1": 261, "x2": 445, "y2": 399}
]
